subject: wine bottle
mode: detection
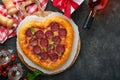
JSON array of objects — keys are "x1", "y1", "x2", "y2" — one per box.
[{"x1": 82, "y1": 0, "x2": 108, "y2": 30}]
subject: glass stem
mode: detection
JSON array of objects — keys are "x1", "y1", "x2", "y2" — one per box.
[{"x1": 82, "y1": 10, "x2": 96, "y2": 30}]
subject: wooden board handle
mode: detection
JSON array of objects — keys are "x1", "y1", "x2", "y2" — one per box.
[{"x1": 19, "y1": 0, "x2": 44, "y2": 17}]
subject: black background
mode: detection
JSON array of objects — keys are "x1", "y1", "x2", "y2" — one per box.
[{"x1": 1, "y1": 0, "x2": 120, "y2": 80}]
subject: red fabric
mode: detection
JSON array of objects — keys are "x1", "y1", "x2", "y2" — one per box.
[
  {"x1": 53, "y1": 0, "x2": 79, "y2": 18},
  {"x1": 0, "y1": 27, "x2": 9, "y2": 43},
  {"x1": 0, "y1": 0, "x2": 48, "y2": 44}
]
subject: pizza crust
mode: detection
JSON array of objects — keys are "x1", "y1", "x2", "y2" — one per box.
[{"x1": 17, "y1": 37, "x2": 81, "y2": 75}]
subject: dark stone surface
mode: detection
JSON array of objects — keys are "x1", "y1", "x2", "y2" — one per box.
[{"x1": 0, "y1": 0, "x2": 120, "y2": 80}]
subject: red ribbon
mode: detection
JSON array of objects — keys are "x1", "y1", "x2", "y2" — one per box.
[{"x1": 53, "y1": 0, "x2": 79, "y2": 18}]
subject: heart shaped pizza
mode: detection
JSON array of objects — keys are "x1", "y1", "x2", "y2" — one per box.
[{"x1": 17, "y1": 15, "x2": 74, "y2": 70}]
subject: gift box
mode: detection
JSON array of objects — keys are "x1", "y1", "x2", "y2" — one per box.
[{"x1": 52, "y1": 0, "x2": 84, "y2": 18}]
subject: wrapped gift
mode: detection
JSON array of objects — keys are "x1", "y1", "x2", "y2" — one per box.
[
  {"x1": 0, "y1": 0, "x2": 48, "y2": 44},
  {"x1": 52, "y1": 0, "x2": 84, "y2": 18}
]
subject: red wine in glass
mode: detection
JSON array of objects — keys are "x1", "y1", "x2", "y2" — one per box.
[{"x1": 82, "y1": 0, "x2": 108, "y2": 30}]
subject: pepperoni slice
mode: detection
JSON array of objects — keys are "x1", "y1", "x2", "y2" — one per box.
[
  {"x1": 52, "y1": 36, "x2": 61, "y2": 45},
  {"x1": 26, "y1": 28, "x2": 32, "y2": 37},
  {"x1": 39, "y1": 52, "x2": 48, "y2": 60},
  {"x1": 33, "y1": 46, "x2": 41, "y2": 54},
  {"x1": 47, "y1": 45, "x2": 55, "y2": 53},
  {"x1": 50, "y1": 22, "x2": 59, "y2": 31},
  {"x1": 35, "y1": 30, "x2": 44, "y2": 39},
  {"x1": 29, "y1": 39, "x2": 38, "y2": 46},
  {"x1": 47, "y1": 45, "x2": 52, "y2": 52},
  {"x1": 59, "y1": 28, "x2": 67, "y2": 37},
  {"x1": 49, "y1": 53, "x2": 58, "y2": 62},
  {"x1": 45, "y1": 30, "x2": 54, "y2": 39},
  {"x1": 40, "y1": 38, "x2": 48, "y2": 46},
  {"x1": 56, "y1": 44, "x2": 65, "y2": 53}
]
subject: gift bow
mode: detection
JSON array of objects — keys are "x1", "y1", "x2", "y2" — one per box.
[{"x1": 53, "y1": 0, "x2": 79, "y2": 18}]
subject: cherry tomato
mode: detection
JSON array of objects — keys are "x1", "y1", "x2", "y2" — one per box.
[
  {"x1": 6, "y1": 66, "x2": 10, "y2": 71},
  {"x1": 2, "y1": 71, "x2": 7, "y2": 76},
  {"x1": 0, "y1": 64, "x2": 2, "y2": 69},
  {"x1": 2, "y1": 64, "x2": 8, "y2": 68},
  {"x1": 11, "y1": 54, "x2": 16, "y2": 61}
]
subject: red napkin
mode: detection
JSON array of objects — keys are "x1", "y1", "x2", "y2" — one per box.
[{"x1": 0, "y1": 0, "x2": 48, "y2": 44}]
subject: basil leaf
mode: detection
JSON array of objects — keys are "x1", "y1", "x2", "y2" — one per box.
[
  {"x1": 50, "y1": 44, "x2": 54, "y2": 49},
  {"x1": 41, "y1": 47, "x2": 46, "y2": 51},
  {"x1": 27, "y1": 73, "x2": 35, "y2": 80},
  {"x1": 58, "y1": 52, "x2": 62, "y2": 56},
  {"x1": 27, "y1": 70, "x2": 43, "y2": 80},
  {"x1": 37, "y1": 55, "x2": 41, "y2": 59},
  {"x1": 34, "y1": 70, "x2": 43, "y2": 76},
  {"x1": 30, "y1": 28, "x2": 35, "y2": 35},
  {"x1": 49, "y1": 40, "x2": 54, "y2": 45}
]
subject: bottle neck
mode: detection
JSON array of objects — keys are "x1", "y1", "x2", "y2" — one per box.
[{"x1": 89, "y1": 10, "x2": 96, "y2": 18}]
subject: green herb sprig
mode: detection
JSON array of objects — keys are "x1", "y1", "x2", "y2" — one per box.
[
  {"x1": 30, "y1": 28, "x2": 35, "y2": 35},
  {"x1": 27, "y1": 70, "x2": 43, "y2": 80}
]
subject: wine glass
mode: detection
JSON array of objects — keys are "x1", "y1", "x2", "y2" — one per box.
[
  {"x1": 8, "y1": 64, "x2": 23, "y2": 80},
  {"x1": 0, "y1": 50, "x2": 11, "y2": 65},
  {"x1": 82, "y1": 0, "x2": 108, "y2": 30}
]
